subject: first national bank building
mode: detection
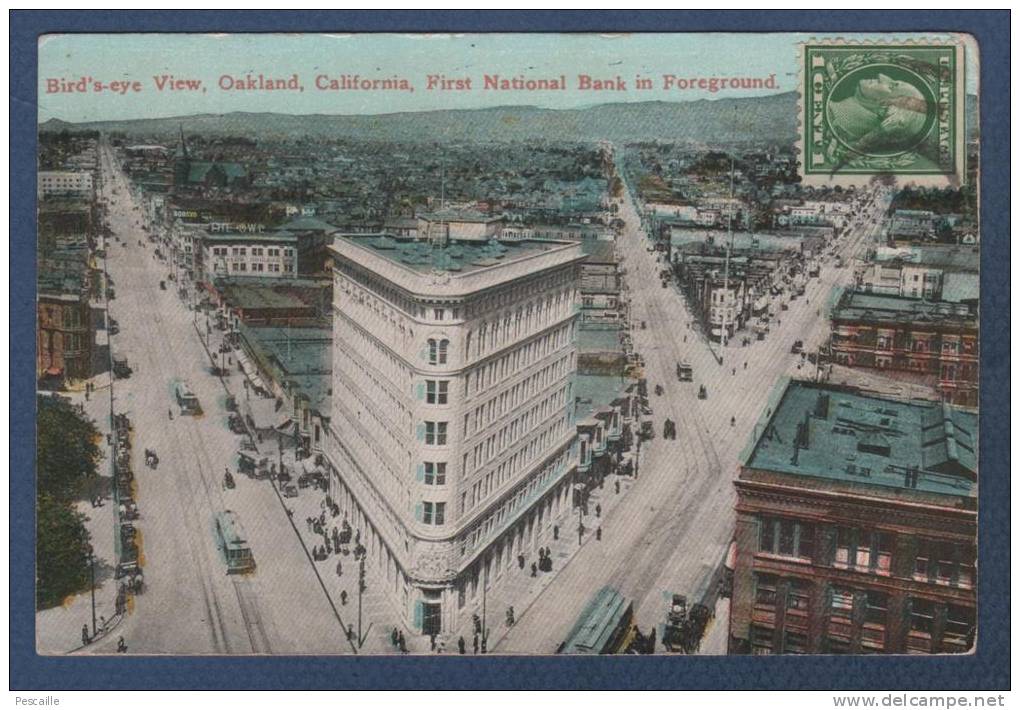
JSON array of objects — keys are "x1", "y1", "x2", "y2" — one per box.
[{"x1": 327, "y1": 232, "x2": 585, "y2": 637}]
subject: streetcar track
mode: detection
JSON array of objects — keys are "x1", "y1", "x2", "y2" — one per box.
[{"x1": 104, "y1": 151, "x2": 240, "y2": 654}]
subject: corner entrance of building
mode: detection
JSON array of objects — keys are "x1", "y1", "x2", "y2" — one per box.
[{"x1": 422, "y1": 602, "x2": 442, "y2": 637}]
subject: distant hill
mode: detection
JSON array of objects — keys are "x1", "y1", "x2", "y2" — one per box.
[{"x1": 38, "y1": 92, "x2": 978, "y2": 145}]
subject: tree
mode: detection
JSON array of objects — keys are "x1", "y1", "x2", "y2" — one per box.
[
  {"x1": 37, "y1": 395, "x2": 102, "y2": 500},
  {"x1": 36, "y1": 493, "x2": 91, "y2": 609}
]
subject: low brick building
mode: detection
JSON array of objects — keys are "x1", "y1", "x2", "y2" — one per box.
[{"x1": 830, "y1": 290, "x2": 978, "y2": 407}]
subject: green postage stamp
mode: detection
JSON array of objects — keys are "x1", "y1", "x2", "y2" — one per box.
[{"x1": 800, "y1": 41, "x2": 967, "y2": 185}]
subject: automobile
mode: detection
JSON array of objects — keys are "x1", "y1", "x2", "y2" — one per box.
[
  {"x1": 112, "y1": 353, "x2": 132, "y2": 379},
  {"x1": 108, "y1": 318, "x2": 120, "y2": 335},
  {"x1": 791, "y1": 340, "x2": 804, "y2": 354},
  {"x1": 282, "y1": 483, "x2": 298, "y2": 498}
]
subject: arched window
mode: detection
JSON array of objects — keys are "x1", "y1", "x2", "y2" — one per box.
[
  {"x1": 428, "y1": 338, "x2": 438, "y2": 364},
  {"x1": 438, "y1": 339, "x2": 449, "y2": 364}
]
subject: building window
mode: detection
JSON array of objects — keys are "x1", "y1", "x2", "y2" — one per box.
[
  {"x1": 915, "y1": 540, "x2": 975, "y2": 588},
  {"x1": 753, "y1": 573, "x2": 777, "y2": 607},
  {"x1": 425, "y1": 421, "x2": 447, "y2": 446},
  {"x1": 864, "y1": 590, "x2": 888, "y2": 627},
  {"x1": 424, "y1": 462, "x2": 446, "y2": 486},
  {"x1": 835, "y1": 528, "x2": 891, "y2": 573},
  {"x1": 434, "y1": 308, "x2": 445, "y2": 321},
  {"x1": 909, "y1": 597, "x2": 934, "y2": 635},
  {"x1": 427, "y1": 338, "x2": 450, "y2": 365},
  {"x1": 759, "y1": 517, "x2": 814, "y2": 560},
  {"x1": 426, "y1": 380, "x2": 449, "y2": 405},
  {"x1": 784, "y1": 630, "x2": 807, "y2": 654},
  {"x1": 830, "y1": 587, "x2": 854, "y2": 618},
  {"x1": 942, "y1": 605, "x2": 975, "y2": 652},
  {"x1": 423, "y1": 502, "x2": 445, "y2": 525},
  {"x1": 787, "y1": 579, "x2": 811, "y2": 613},
  {"x1": 750, "y1": 625, "x2": 773, "y2": 655}
]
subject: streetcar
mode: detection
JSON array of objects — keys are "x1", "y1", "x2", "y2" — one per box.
[
  {"x1": 175, "y1": 381, "x2": 202, "y2": 415},
  {"x1": 215, "y1": 510, "x2": 256, "y2": 574},
  {"x1": 557, "y1": 586, "x2": 637, "y2": 654}
]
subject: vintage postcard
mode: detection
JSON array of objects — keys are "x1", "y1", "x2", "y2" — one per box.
[{"x1": 35, "y1": 32, "x2": 980, "y2": 658}]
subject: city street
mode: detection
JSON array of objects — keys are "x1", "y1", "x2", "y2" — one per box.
[
  {"x1": 496, "y1": 163, "x2": 889, "y2": 653},
  {"x1": 82, "y1": 143, "x2": 353, "y2": 655}
]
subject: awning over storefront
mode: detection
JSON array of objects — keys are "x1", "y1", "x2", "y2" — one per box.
[{"x1": 235, "y1": 350, "x2": 266, "y2": 391}]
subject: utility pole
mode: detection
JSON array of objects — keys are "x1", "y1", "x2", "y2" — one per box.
[
  {"x1": 87, "y1": 544, "x2": 97, "y2": 637},
  {"x1": 720, "y1": 156, "x2": 735, "y2": 348},
  {"x1": 481, "y1": 559, "x2": 488, "y2": 652},
  {"x1": 357, "y1": 556, "x2": 366, "y2": 648}
]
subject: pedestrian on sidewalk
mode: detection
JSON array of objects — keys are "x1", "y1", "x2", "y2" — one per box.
[
  {"x1": 473, "y1": 633, "x2": 479, "y2": 654},
  {"x1": 336, "y1": 560, "x2": 342, "y2": 577},
  {"x1": 430, "y1": 633, "x2": 437, "y2": 651},
  {"x1": 553, "y1": 524, "x2": 559, "y2": 540},
  {"x1": 615, "y1": 480, "x2": 621, "y2": 495},
  {"x1": 81, "y1": 624, "x2": 90, "y2": 646},
  {"x1": 391, "y1": 627, "x2": 399, "y2": 647},
  {"x1": 596, "y1": 526, "x2": 602, "y2": 541},
  {"x1": 458, "y1": 636, "x2": 466, "y2": 654},
  {"x1": 340, "y1": 590, "x2": 348, "y2": 606},
  {"x1": 517, "y1": 553, "x2": 525, "y2": 570},
  {"x1": 595, "y1": 503, "x2": 602, "y2": 519},
  {"x1": 117, "y1": 636, "x2": 127, "y2": 653},
  {"x1": 531, "y1": 562, "x2": 538, "y2": 578},
  {"x1": 99, "y1": 615, "x2": 106, "y2": 633}
]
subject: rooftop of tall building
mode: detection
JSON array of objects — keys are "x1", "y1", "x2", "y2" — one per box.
[
  {"x1": 331, "y1": 233, "x2": 585, "y2": 297},
  {"x1": 742, "y1": 380, "x2": 977, "y2": 503},
  {"x1": 831, "y1": 290, "x2": 977, "y2": 326}
]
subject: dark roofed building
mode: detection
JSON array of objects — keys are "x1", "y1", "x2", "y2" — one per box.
[
  {"x1": 729, "y1": 380, "x2": 976, "y2": 656},
  {"x1": 830, "y1": 290, "x2": 978, "y2": 407}
]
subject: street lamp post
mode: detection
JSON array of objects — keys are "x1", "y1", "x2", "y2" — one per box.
[
  {"x1": 86, "y1": 544, "x2": 97, "y2": 637},
  {"x1": 577, "y1": 506, "x2": 585, "y2": 546}
]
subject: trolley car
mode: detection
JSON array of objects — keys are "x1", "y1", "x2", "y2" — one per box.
[{"x1": 215, "y1": 510, "x2": 256, "y2": 574}]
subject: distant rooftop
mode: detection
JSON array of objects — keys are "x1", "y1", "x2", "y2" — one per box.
[
  {"x1": 204, "y1": 230, "x2": 298, "y2": 244},
  {"x1": 574, "y1": 374, "x2": 630, "y2": 420},
  {"x1": 281, "y1": 216, "x2": 338, "y2": 233},
  {"x1": 581, "y1": 238, "x2": 617, "y2": 264},
  {"x1": 240, "y1": 324, "x2": 332, "y2": 411},
  {"x1": 744, "y1": 380, "x2": 977, "y2": 501},
  {"x1": 218, "y1": 281, "x2": 311, "y2": 311},
  {"x1": 832, "y1": 290, "x2": 977, "y2": 327},
  {"x1": 420, "y1": 210, "x2": 502, "y2": 224}
]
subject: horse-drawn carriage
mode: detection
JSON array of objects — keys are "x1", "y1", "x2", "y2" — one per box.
[
  {"x1": 144, "y1": 448, "x2": 159, "y2": 469},
  {"x1": 237, "y1": 450, "x2": 270, "y2": 479},
  {"x1": 662, "y1": 594, "x2": 712, "y2": 654}
]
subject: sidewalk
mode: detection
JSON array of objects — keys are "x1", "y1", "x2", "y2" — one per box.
[
  {"x1": 461, "y1": 473, "x2": 635, "y2": 654},
  {"x1": 35, "y1": 384, "x2": 125, "y2": 655}
]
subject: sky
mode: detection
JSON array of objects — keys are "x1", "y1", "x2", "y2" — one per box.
[{"x1": 37, "y1": 32, "x2": 978, "y2": 123}]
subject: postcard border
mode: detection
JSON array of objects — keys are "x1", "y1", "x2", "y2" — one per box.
[{"x1": 10, "y1": 9, "x2": 1010, "y2": 691}]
